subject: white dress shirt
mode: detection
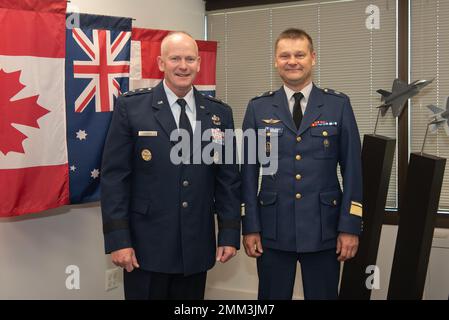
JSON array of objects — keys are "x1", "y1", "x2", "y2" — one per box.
[
  {"x1": 163, "y1": 80, "x2": 197, "y2": 132},
  {"x1": 283, "y1": 81, "x2": 313, "y2": 116}
]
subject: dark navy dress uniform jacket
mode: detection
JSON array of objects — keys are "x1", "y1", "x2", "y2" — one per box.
[
  {"x1": 101, "y1": 82, "x2": 241, "y2": 276},
  {"x1": 241, "y1": 84, "x2": 363, "y2": 253}
]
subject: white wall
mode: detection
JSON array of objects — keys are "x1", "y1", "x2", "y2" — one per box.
[
  {"x1": 0, "y1": 0, "x2": 205, "y2": 300},
  {"x1": 68, "y1": 0, "x2": 205, "y2": 39},
  {"x1": 0, "y1": 203, "x2": 118, "y2": 299}
]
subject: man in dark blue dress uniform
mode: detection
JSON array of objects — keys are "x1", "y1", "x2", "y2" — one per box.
[
  {"x1": 101, "y1": 31, "x2": 241, "y2": 300},
  {"x1": 241, "y1": 28, "x2": 363, "y2": 300}
]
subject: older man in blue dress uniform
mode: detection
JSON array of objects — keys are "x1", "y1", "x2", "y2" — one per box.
[{"x1": 101, "y1": 31, "x2": 241, "y2": 300}]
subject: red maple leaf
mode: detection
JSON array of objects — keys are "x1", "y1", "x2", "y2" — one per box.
[{"x1": 0, "y1": 69, "x2": 50, "y2": 155}]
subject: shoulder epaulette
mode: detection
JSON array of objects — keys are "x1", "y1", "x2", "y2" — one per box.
[
  {"x1": 322, "y1": 88, "x2": 348, "y2": 98},
  {"x1": 121, "y1": 87, "x2": 152, "y2": 97},
  {"x1": 251, "y1": 91, "x2": 275, "y2": 101},
  {"x1": 203, "y1": 94, "x2": 226, "y2": 105},
  {"x1": 203, "y1": 94, "x2": 232, "y2": 111}
]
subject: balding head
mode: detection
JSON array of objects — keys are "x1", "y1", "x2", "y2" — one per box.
[{"x1": 160, "y1": 31, "x2": 199, "y2": 57}]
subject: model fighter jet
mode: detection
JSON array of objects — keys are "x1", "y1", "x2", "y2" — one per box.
[
  {"x1": 427, "y1": 96, "x2": 449, "y2": 136},
  {"x1": 376, "y1": 78, "x2": 434, "y2": 117}
]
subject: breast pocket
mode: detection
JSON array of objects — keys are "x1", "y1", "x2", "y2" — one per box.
[
  {"x1": 319, "y1": 190, "x2": 341, "y2": 241},
  {"x1": 258, "y1": 191, "x2": 277, "y2": 240},
  {"x1": 310, "y1": 126, "x2": 339, "y2": 159}
]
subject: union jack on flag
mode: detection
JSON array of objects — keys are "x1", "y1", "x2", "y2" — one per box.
[
  {"x1": 65, "y1": 14, "x2": 132, "y2": 204},
  {"x1": 72, "y1": 28, "x2": 130, "y2": 112}
]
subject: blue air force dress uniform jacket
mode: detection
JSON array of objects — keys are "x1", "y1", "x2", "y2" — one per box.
[
  {"x1": 241, "y1": 84, "x2": 363, "y2": 253},
  {"x1": 101, "y1": 82, "x2": 241, "y2": 276}
]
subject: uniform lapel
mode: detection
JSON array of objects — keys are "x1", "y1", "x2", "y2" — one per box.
[
  {"x1": 152, "y1": 82, "x2": 178, "y2": 145},
  {"x1": 273, "y1": 87, "x2": 297, "y2": 135},
  {"x1": 192, "y1": 89, "x2": 212, "y2": 156},
  {"x1": 297, "y1": 84, "x2": 324, "y2": 136}
]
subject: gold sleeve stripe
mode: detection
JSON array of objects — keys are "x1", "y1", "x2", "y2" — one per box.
[
  {"x1": 350, "y1": 201, "x2": 363, "y2": 217},
  {"x1": 352, "y1": 201, "x2": 362, "y2": 208},
  {"x1": 241, "y1": 203, "x2": 246, "y2": 216}
]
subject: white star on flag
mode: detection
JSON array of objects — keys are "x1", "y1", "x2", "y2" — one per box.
[
  {"x1": 70, "y1": 165, "x2": 77, "y2": 172},
  {"x1": 76, "y1": 130, "x2": 88, "y2": 140},
  {"x1": 90, "y1": 168, "x2": 100, "y2": 179}
]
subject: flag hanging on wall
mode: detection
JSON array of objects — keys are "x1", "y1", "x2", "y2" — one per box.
[
  {"x1": 130, "y1": 28, "x2": 217, "y2": 97},
  {"x1": 0, "y1": 0, "x2": 69, "y2": 217},
  {"x1": 65, "y1": 13, "x2": 132, "y2": 204}
]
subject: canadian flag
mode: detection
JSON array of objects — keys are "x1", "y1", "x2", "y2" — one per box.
[{"x1": 0, "y1": 0, "x2": 69, "y2": 217}]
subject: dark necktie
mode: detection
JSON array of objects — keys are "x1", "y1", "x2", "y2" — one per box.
[
  {"x1": 292, "y1": 92, "x2": 304, "y2": 130},
  {"x1": 177, "y1": 98, "x2": 193, "y2": 138}
]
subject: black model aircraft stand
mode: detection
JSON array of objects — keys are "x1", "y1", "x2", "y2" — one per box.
[
  {"x1": 340, "y1": 78, "x2": 440, "y2": 300},
  {"x1": 387, "y1": 148, "x2": 446, "y2": 299},
  {"x1": 339, "y1": 132, "x2": 396, "y2": 300}
]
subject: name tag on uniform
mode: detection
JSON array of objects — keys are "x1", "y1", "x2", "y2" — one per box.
[
  {"x1": 265, "y1": 126, "x2": 284, "y2": 135},
  {"x1": 138, "y1": 131, "x2": 158, "y2": 137},
  {"x1": 211, "y1": 128, "x2": 224, "y2": 145}
]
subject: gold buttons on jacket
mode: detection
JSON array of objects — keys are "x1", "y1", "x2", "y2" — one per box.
[
  {"x1": 333, "y1": 200, "x2": 337, "y2": 206},
  {"x1": 296, "y1": 136, "x2": 302, "y2": 142},
  {"x1": 295, "y1": 174, "x2": 302, "y2": 181},
  {"x1": 295, "y1": 155, "x2": 301, "y2": 161},
  {"x1": 295, "y1": 193, "x2": 302, "y2": 200},
  {"x1": 182, "y1": 202, "x2": 188, "y2": 208},
  {"x1": 183, "y1": 180, "x2": 189, "y2": 187},
  {"x1": 322, "y1": 131, "x2": 328, "y2": 137}
]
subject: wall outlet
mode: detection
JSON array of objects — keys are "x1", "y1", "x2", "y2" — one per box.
[{"x1": 105, "y1": 268, "x2": 121, "y2": 291}]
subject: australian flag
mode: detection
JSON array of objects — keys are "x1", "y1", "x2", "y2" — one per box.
[{"x1": 66, "y1": 14, "x2": 132, "y2": 203}]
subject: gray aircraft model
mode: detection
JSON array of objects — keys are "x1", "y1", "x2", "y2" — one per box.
[
  {"x1": 427, "y1": 96, "x2": 449, "y2": 136},
  {"x1": 376, "y1": 78, "x2": 434, "y2": 117}
]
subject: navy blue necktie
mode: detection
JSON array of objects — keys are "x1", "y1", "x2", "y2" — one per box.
[
  {"x1": 177, "y1": 98, "x2": 193, "y2": 138},
  {"x1": 293, "y1": 92, "x2": 304, "y2": 129}
]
